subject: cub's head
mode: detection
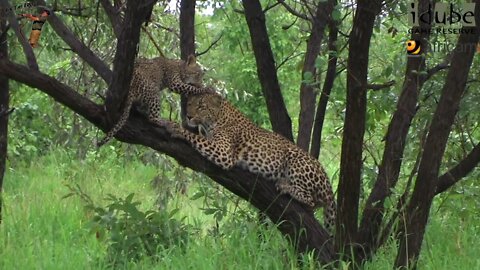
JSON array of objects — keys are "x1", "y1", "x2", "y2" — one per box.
[
  {"x1": 185, "y1": 94, "x2": 223, "y2": 133},
  {"x1": 181, "y1": 55, "x2": 204, "y2": 87}
]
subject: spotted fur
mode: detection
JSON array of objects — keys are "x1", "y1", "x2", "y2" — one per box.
[
  {"x1": 167, "y1": 93, "x2": 336, "y2": 232},
  {"x1": 97, "y1": 55, "x2": 211, "y2": 147}
]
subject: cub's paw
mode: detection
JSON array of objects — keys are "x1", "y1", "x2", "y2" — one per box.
[{"x1": 151, "y1": 119, "x2": 170, "y2": 127}]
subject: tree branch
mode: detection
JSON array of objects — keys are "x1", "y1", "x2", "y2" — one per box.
[
  {"x1": 263, "y1": 2, "x2": 280, "y2": 13},
  {"x1": 142, "y1": 25, "x2": 164, "y2": 57},
  {"x1": 296, "y1": 0, "x2": 335, "y2": 151},
  {"x1": 310, "y1": 19, "x2": 338, "y2": 159},
  {"x1": 367, "y1": 80, "x2": 396, "y2": 90},
  {"x1": 99, "y1": 0, "x2": 123, "y2": 38},
  {"x1": 0, "y1": 107, "x2": 14, "y2": 117},
  {"x1": 34, "y1": 0, "x2": 112, "y2": 83},
  {"x1": 435, "y1": 142, "x2": 480, "y2": 195},
  {"x1": 423, "y1": 61, "x2": 450, "y2": 82},
  {"x1": 242, "y1": 0, "x2": 293, "y2": 142},
  {"x1": 196, "y1": 33, "x2": 223, "y2": 57},
  {"x1": 277, "y1": 0, "x2": 310, "y2": 21},
  {"x1": 0, "y1": 60, "x2": 104, "y2": 125}
]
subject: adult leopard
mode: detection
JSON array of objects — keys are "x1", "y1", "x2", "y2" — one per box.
[{"x1": 166, "y1": 93, "x2": 336, "y2": 232}]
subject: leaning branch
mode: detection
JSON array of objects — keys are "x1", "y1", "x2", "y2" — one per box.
[
  {"x1": 367, "y1": 80, "x2": 396, "y2": 90},
  {"x1": 196, "y1": 33, "x2": 223, "y2": 57},
  {"x1": 435, "y1": 142, "x2": 480, "y2": 195},
  {"x1": 277, "y1": 0, "x2": 310, "y2": 21},
  {"x1": 34, "y1": 0, "x2": 113, "y2": 83}
]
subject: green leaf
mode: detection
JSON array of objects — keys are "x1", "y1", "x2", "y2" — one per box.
[
  {"x1": 384, "y1": 66, "x2": 393, "y2": 77},
  {"x1": 190, "y1": 191, "x2": 205, "y2": 201}
]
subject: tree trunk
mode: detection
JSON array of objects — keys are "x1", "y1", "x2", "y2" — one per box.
[
  {"x1": 104, "y1": 0, "x2": 156, "y2": 127},
  {"x1": 296, "y1": 0, "x2": 334, "y2": 151},
  {"x1": 395, "y1": 8, "x2": 480, "y2": 267},
  {"x1": 310, "y1": 21, "x2": 338, "y2": 159},
  {"x1": 357, "y1": 0, "x2": 433, "y2": 259},
  {"x1": 0, "y1": 13, "x2": 9, "y2": 223},
  {"x1": 179, "y1": 0, "x2": 196, "y2": 126},
  {"x1": 336, "y1": 0, "x2": 382, "y2": 251},
  {"x1": 242, "y1": 0, "x2": 293, "y2": 142}
]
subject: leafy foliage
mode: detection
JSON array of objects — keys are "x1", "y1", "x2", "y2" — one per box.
[{"x1": 64, "y1": 184, "x2": 191, "y2": 266}]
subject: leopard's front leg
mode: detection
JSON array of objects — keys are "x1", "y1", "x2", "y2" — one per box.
[
  {"x1": 166, "y1": 122, "x2": 236, "y2": 170},
  {"x1": 168, "y1": 77, "x2": 216, "y2": 95}
]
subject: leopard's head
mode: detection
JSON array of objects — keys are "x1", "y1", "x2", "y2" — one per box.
[
  {"x1": 185, "y1": 93, "x2": 223, "y2": 134},
  {"x1": 181, "y1": 54, "x2": 204, "y2": 87}
]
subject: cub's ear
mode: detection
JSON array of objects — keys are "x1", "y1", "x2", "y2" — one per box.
[{"x1": 186, "y1": 54, "x2": 197, "y2": 66}]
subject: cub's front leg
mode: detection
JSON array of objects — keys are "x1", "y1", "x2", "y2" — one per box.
[{"x1": 166, "y1": 122, "x2": 236, "y2": 170}]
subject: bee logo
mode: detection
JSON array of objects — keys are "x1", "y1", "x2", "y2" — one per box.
[
  {"x1": 20, "y1": 9, "x2": 50, "y2": 48},
  {"x1": 406, "y1": 40, "x2": 421, "y2": 55}
]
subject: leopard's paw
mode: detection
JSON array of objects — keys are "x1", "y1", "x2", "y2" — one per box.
[{"x1": 165, "y1": 122, "x2": 185, "y2": 139}]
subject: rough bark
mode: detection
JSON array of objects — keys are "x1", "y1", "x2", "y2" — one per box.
[
  {"x1": 310, "y1": 21, "x2": 338, "y2": 159},
  {"x1": 395, "y1": 7, "x2": 480, "y2": 267},
  {"x1": 0, "y1": 13, "x2": 8, "y2": 223},
  {"x1": 242, "y1": 0, "x2": 293, "y2": 142},
  {"x1": 336, "y1": 0, "x2": 383, "y2": 250},
  {"x1": 296, "y1": 0, "x2": 334, "y2": 151},
  {"x1": 357, "y1": 0, "x2": 433, "y2": 258},
  {"x1": 179, "y1": 0, "x2": 196, "y2": 126},
  {"x1": 0, "y1": 59, "x2": 336, "y2": 264}
]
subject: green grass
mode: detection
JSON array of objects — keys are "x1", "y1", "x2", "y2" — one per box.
[{"x1": 1, "y1": 149, "x2": 479, "y2": 269}]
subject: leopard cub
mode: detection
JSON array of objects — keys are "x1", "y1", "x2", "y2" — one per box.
[{"x1": 97, "y1": 55, "x2": 212, "y2": 147}]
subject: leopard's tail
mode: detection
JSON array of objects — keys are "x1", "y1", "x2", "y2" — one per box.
[
  {"x1": 324, "y1": 198, "x2": 337, "y2": 234},
  {"x1": 97, "y1": 98, "x2": 133, "y2": 148}
]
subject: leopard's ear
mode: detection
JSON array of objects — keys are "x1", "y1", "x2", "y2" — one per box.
[
  {"x1": 210, "y1": 94, "x2": 223, "y2": 107},
  {"x1": 186, "y1": 54, "x2": 197, "y2": 66}
]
